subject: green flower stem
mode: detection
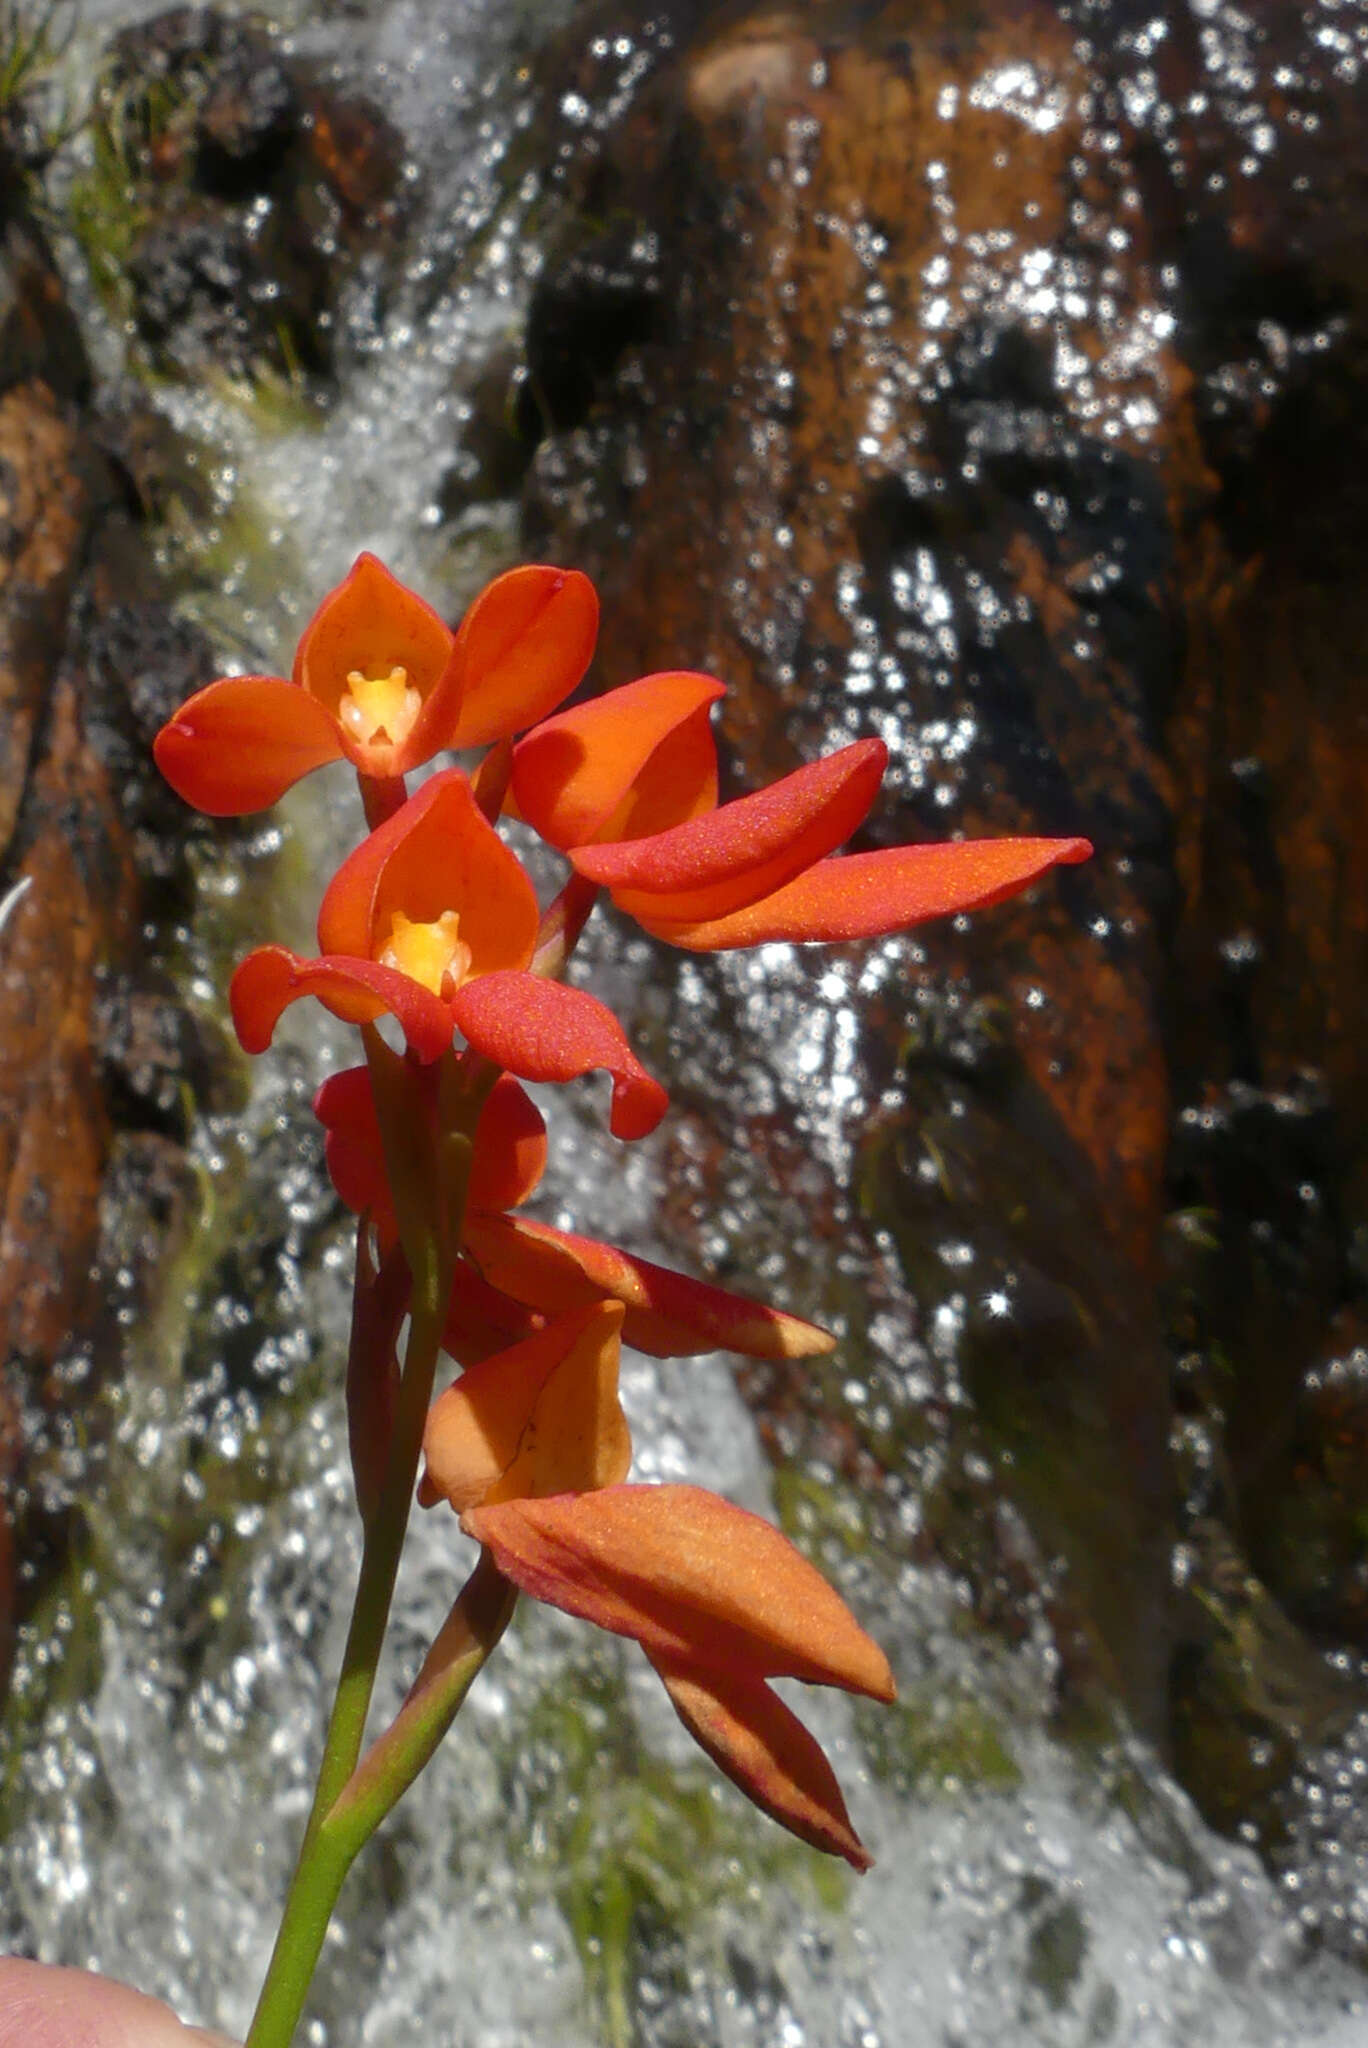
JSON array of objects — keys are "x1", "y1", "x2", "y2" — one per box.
[
  {"x1": 244, "y1": 1283, "x2": 446, "y2": 2048},
  {"x1": 327, "y1": 1550, "x2": 517, "y2": 1854},
  {"x1": 246, "y1": 1042, "x2": 492, "y2": 2048}
]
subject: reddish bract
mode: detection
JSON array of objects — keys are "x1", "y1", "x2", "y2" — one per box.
[{"x1": 315, "y1": 1066, "x2": 548, "y2": 1242}]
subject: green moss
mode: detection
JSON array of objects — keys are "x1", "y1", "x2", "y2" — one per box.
[
  {"x1": 65, "y1": 82, "x2": 156, "y2": 314},
  {"x1": 858, "y1": 1682, "x2": 1021, "y2": 1799},
  {"x1": 0, "y1": 0, "x2": 76, "y2": 154},
  {"x1": 0, "y1": 1543, "x2": 102, "y2": 1827},
  {"x1": 497, "y1": 1653, "x2": 847, "y2": 2048},
  {"x1": 772, "y1": 1465, "x2": 872, "y2": 1560}
]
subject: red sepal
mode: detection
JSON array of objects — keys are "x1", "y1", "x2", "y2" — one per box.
[
  {"x1": 451, "y1": 971, "x2": 668, "y2": 1139},
  {"x1": 154, "y1": 674, "x2": 345, "y2": 815},
  {"x1": 230, "y1": 945, "x2": 453, "y2": 1059},
  {"x1": 463, "y1": 1485, "x2": 895, "y2": 1699},
  {"x1": 463, "y1": 1212, "x2": 833, "y2": 1360},
  {"x1": 650, "y1": 1653, "x2": 873, "y2": 1870}
]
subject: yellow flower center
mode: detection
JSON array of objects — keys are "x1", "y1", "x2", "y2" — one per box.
[
  {"x1": 338, "y1": 666, "x2": 423, "y2": 747},
  {"x1": 379, "y1": 910, "x2": 473, "y2": 999}
]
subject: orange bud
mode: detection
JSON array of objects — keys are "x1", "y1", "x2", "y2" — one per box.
[{"x1": 421, "y1": 1302, "x2": 630, "y2": 1511}]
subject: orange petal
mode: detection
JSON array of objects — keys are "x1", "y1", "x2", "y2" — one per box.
[
  {"x1": 230, "y1": 945, "x2": 453, "y2": 1059},
  {"x1": 511, "y1": 672, "x2": 723, "y2": 850},
  {"x1": 470, "y1": 1076, "x2": 548, "y2": 1212},
  {"x1": 631, "y1": 835, "x2": 1094, "y2": 949},
  {"x1": 154, "y1": 675, "x2": 345, "y2": 815},
  {"x1": 464, "y1": 1212, "x2": 833, "y2": 1360},
  {"x1": 463, "y1": 1485, "x2": 895, "y2": 1699},
  {"x1": 422, "y1": 1301, "x2": 630, "y2": 1512},
  {"x1": 450, "y1": 972, "x2": 668, "y2": 1140},
  {"x1": 445, "y1": 566, "x2": 599, "y2": 748},
  {"x1": 443, "y1": 1261, "x2": 544, "y2": 1366},
  {"x1": 292, "y1": 553, "x2": 457, "y2": 776},
  {"x1": 314, "y1": 1063, "x2": 392, "y2": 1222},
  {"x1": 571, "y1": 739, "x2": 887, "y2": 921},
  {"x1": 650, "y1": 1654, "x2": 872, "y2": 1870},
  {"x1": 314, "y1": 1067, "x2": 546, "y2": 1223},
  {"x1": 316, "y1": 767, "x2": 540, "y2": 975}
]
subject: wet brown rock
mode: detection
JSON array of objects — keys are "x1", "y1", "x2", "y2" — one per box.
[
  {"x1": 0, "y1": 660, "x2": 137, "y2": 1371},
  {"x1": 0, "y1": 199, "x2": 222, "y2": 1679},
  {"x1": 0, "y1": 213, "x2": 90, "y2": 404},
  {"x1": 522, "y1": 0, "x2": 1180, "y2": 1733},
  {"x1": 88, "y1": 5, "x2": 406, "y2": 382},
  {"x1": 517, "y1": 0, "x2": 1368, "y2": 1777},
  {"x1": 0, "y1": 385, "x2": 95, "y2": 861}
]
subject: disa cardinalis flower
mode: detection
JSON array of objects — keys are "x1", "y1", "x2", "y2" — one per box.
[
  {"x1": 154, "y1": 553, "x2": 597, "y2": 815},
  {"x1": 314, "y1": 1061, "x2": 834, "y2": 1364},
  {"x1": 230, "y1": 768, "x2": 667, "y2": 1139},
  {"x1": 421, "y1": 1308, "x2": 894, "y2": 1868}
]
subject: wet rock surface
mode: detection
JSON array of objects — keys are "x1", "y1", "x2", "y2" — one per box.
[
  {"x1": 76, "y1": 4, "x2": 406, "y2": 382},
  {"x1": 514, "y1": 0, "x2": 1368, "y2": 1869},
  {"x1": 0, "y1": 171, "x2": 223, "y2": 1687}
]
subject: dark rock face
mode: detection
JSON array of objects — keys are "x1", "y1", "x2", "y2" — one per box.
[
  {"x1": 0, "y1": 190, "x2": 222, "y2": 1688},
  {"x1": 84, "y1": 5, "x2": 405, "y2": 381},
  {"x1": 514, "y1": 0, "x2": 1368, "y2": 1837}
]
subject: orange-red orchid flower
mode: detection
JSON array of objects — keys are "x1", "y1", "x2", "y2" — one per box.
[
  {"x1": 461, "y1": 1484, "x2": 895, "y2": 1868},
  {"x1": 314, "y1": 1056, "x2": 833, "y2": 1363},
  {"x1": 569, "y1": 740, "x2": 1092, "y2": 948},
  {"x1": 154, "y1": 555, "x2": 597, "y2": 815},
  {"x1": 233, "y1": 769, "x2": 666, "y2": 1137}
]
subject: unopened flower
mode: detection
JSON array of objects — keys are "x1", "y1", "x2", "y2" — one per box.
[
  {"x1": 569, "y1": 738, "x2": 1091, "y2": 949},
  {"x1": 420, "y1": 1317, "x2": 893, "y2": 1868}
]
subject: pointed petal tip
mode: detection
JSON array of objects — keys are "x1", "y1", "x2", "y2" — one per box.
[{"x1": 654, "y1": 1656, "x2": 877, "y2": 1869}]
